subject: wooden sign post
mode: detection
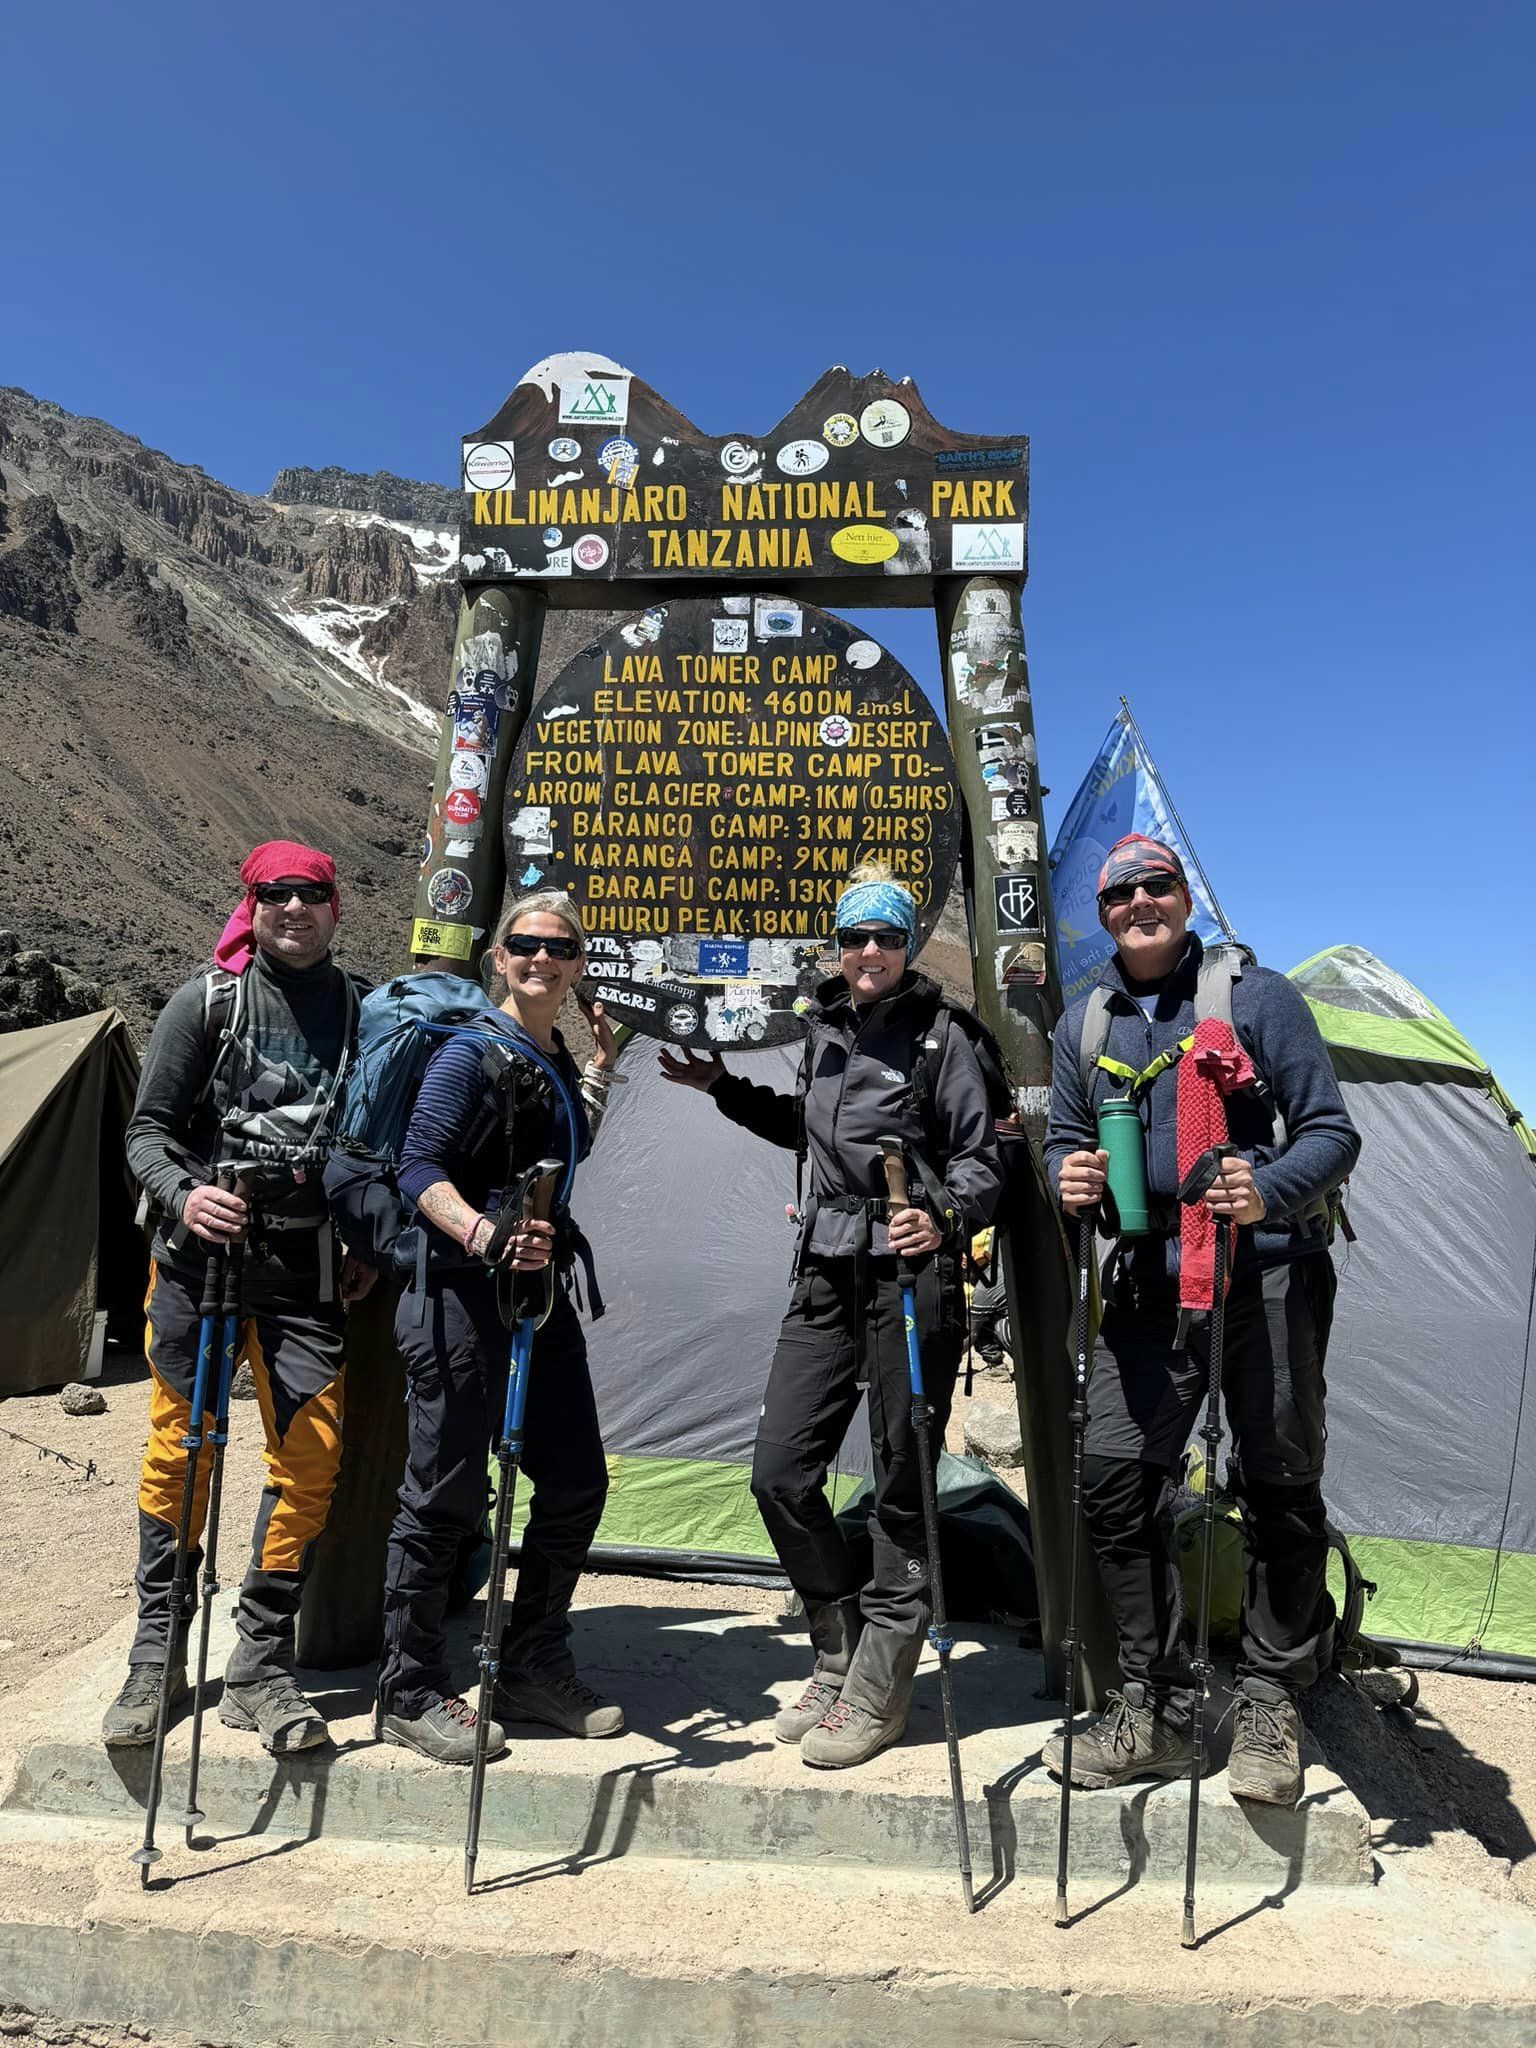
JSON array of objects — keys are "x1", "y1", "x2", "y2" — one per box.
[{"x1": 303, "y1": 355, "x2": 1113, "y2": 1701}]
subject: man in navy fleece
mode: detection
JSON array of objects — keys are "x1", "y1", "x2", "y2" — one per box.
[{"x1": 1042, "y1": 835, "x2": 1360, "y2": 1808}]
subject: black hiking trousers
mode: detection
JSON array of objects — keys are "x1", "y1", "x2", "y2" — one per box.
[
  {"x1": 751, "y1": 1251, "x2": 964, "y2": 1716},
  {"x1": 378, "y1": 1275, "x2": 607, "y2": 1719},
  {"x1": 1081, "y1": 1250, "x2": 1337, "y2": 1707}
]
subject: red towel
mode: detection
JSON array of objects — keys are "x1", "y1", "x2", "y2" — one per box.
[
  {"x1": 214, "y1": 840, "x2": 339, "y2": 974},
  {"x1": 1176, "y1": 1018, "x2": 1255, "y2": 1312}
]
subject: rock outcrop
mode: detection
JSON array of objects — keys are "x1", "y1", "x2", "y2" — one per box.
[{"x1": 270, "y1": 466, "x2": 459, "y2": 530}]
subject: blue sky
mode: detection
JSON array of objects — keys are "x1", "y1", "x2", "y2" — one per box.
[{"x1": 3, "y1": 3, "x2": 1531, "y2": 1110}]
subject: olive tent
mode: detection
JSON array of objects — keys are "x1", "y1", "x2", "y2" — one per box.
[
  {"x1": 0, "y1": 1008, "x2": 146, "y2": 1394},
  {"x1": 1291, "y1": 946, "x2": 1536, "y2": 1672}
]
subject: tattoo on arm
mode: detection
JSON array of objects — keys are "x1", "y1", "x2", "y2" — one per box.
[{"x1": 414, "y1": 1179, "x2": 481, "y2": 1246}]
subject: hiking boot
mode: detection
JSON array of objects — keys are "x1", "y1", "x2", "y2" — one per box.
[
  {"x1": 495, "y1": 1668, "x2": 625, "y2": 1738},
  {"x1": 774, "y1": 1673, "x2": 844, "y2": 1745},
  {"x1": 378, "y1": 1693, "x2": 505, "y2": 1766},
  {"x1": 1043, "y1": 1683, "x2": 1194, "y2": 1789},
  {"x1": 219, "y1": 1673, "x2": 328, "y2": 1755},
  {"x1": 101, "y1": 1659, "x2": 187, "y2": 1748},
  {"x1": 800, "y1": 1694, "x2": 907, "y2": 1769},
  {"x1": 1227, "y1": 1686, "x2": 1303, "y2": 1807}
]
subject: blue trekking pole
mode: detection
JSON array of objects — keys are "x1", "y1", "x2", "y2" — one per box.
[
  {"x1": 878, "y1": 1136, "x2": 974, "y2": 1913},
  {"x1": 133, "y1": 1167, "x2": 234, "y2": 1886},
  {"x1": 181, "y1": 1198, "x2": 246, "y2": 1849},
  {"x1": 464, "y1": 1157, "x2": 564, "y2": 1896}
]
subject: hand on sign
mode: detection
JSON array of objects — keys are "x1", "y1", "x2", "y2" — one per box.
[
  {"x1": 658, "y1": 1046, "x2": 726, "y2": 1092},
  {"x1": 576, "y1": 993, "x2": 620, "y2": 1073}
]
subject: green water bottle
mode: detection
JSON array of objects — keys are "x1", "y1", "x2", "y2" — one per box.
[{"x1": 1097, "y1": 1095, "x2": 1152, "y2": 1236}]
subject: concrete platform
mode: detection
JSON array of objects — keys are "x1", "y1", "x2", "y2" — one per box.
[
  {"x1": 1, "y1": 1593, "x2": 1532, "y2": 2047},
  {"x1": 3, "y1": 1597, "x2": 1371, "y2": 1892}
]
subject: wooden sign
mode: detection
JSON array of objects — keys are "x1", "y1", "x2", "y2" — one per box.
[
  {"x1": 502, "y1": 596, "x2": 961, "y2": 1047},
  {"x1": 461, "y1": 354, "x2": 1028, "y2": 610}
]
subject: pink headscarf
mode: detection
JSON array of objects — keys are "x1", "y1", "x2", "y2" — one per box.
[{"x1": 214, "y1": 840, "x2": 340, "y2": 974}]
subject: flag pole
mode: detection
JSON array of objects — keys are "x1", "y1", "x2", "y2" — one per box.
[{"x1": 1118, "y1": 695, "x2": 1237, "y2": 941}]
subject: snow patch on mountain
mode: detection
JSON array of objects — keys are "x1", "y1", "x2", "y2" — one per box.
[{"x1": 277, "y1": 597, "x2": 440, "y2": 734}]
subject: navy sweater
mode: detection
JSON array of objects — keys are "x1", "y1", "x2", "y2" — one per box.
[{"x1": 1043, "y1": 935, "x2": 1360, "y2": 1271}]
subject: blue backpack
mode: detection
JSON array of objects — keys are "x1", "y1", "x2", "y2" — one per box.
[{"x1": 323, "y1": 972, "x2": 505, "y2": 1271}]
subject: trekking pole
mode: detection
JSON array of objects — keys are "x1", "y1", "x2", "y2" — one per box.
[
  {"x1": 132, "y1": 1174, "x2": 231, "y2": 1887},
  {"x1": 878, "y1": 1135, "x2": 974, "y2": 1913},
  {"x1": 1177, "y1": 1143, "x2": 1235, "y2": 1949},
  {"x1": 465, "y1": 1157, "x2": 564, "y2": 1897},
  {"x1": 181, "y1": 1183, "x2": 246, "y2": 1848},
  {"x1": 1054, "y1": 1208, "x2": 1096, "y2": 1927}
]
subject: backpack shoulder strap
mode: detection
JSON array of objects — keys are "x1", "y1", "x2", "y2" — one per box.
[
  {"x1": 1077, "y1": 984, "x2": 1116, "y2": 1101},
  {"x1": 1194, "y1": 942, "x2": 1251, "y2": 1033},
  {"x1": 793, "y1": 1022, "x2": 819, "y2": 1215},
  {"x1": 196, "y1": 967, "x2": 245, "y2": 1106}
]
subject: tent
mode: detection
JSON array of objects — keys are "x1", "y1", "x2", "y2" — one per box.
[
  {"x1": 1291, "y1": 946, "x2": 1536, "y2": 1672},
  {"x1": 562, "y1": 1045, "x2": 874, "y2": 1568},
  {"x1": 0, "y1": 1009, "x2": 145, "y2": 1393}
]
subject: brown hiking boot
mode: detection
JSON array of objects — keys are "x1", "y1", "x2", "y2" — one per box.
[
  {"x1": 1227, "y1": 1686, "x2": 1303, "y2": 1807},
  {"x1": 101, "y1": 1660, "x2": 187, "y2": 1749},
  {"x1": 774, "y1": 1674, "x2": 844, "y2": 1745},
  {"x1": 219, "y1": 1673, "x2": 328, "y2": 1754},
  {"x1": 495, "y1": 1669, "x2": 625, "y2": 1738},
  {"x1": 1043, "y1": 1682, "x2": 1194, "y2": 1789},
  {"x1": 800, "y1": 1694, "x2": 908, "y2": 1769}
]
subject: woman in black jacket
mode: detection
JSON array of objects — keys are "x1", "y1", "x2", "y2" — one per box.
[{"x1": 661, "y1": 867, "x2": 1005, "y2": 1768}]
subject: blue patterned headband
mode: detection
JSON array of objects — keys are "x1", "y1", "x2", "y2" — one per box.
[{"x1": 834, "y1": 879, "x2": 917, "y2": 960}]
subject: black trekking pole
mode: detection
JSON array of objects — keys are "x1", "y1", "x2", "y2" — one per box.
[
  {"x1": 464, "y1": 1157, "x2": 564, "y2": 1897},
  {"x1": 1176, "y1": 1143, "x2": 1236, "y2": 1950},
  {"x1": 132, "y1": 1175, "x2": 232, "y2": 1886},
  {"x1": 181, "y1": 1187, "x2": 246, "y2": 1849},
  {"x1": 879, "y1": 1136, "x2": 974, "y2": 1913},
  {"x1": 1054, "y1": 1207, "x2": 1096, "y2": 1927}
]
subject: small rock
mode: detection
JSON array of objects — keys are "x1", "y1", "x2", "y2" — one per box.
[
  {"x1": 962, "y1": 1392, "x2": 1024, "y2": 1468},
  {"x1": 0, "y1": 1638, "x2": 15, "y2": 1652},
  {"x1": 231, "y1": 1360, "x2": 258, "y2": 1401},
  {"x1": 58, "y1": 1381, "x2": 107, "y2": 1416}
]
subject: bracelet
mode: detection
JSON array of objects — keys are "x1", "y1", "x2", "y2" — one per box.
[{"x1": 461, "y1": 1213, "x2": 487, "y2": 1255}]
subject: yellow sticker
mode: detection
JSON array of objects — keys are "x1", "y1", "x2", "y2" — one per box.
[
  {"x1": 412, "y1": 917, "x2": 474, "y2": 960},
  {"x1": 823, "y1": 412, "x2": 858, "y2": 448},
  {"x1": 830, "y1": 523, "x2": 899, "y2": 565}
]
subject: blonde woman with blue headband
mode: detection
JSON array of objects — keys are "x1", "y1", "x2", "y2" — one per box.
[{"x1": 661, "y1": 864, "x2": 1004, "y2": 1768}]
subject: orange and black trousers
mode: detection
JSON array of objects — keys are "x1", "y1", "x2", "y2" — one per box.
[{"x1": 131, "y1": 1250, "x2": 346, "y2": 1683}]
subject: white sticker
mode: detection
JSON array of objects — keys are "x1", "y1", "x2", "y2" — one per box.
[
  {"x1": 754, "y1": 597, "x2": 803, "y2": 639},
  {"x1": 573, "y1": 534, "x2": 610, "y2": 571},
  {"x1": 557, "y1": 372, "x2": 629, "y2": 427},
  {"x1": 713, "y1": 618, "x2": 749, "y2": 654},
  {"x1": 548, "y1": 436, "x2": 581, "y2": 463},
  {"x1": 462, "y1": 441, "x2": 515, "y2": 492},
  {"x1": 776, "y1": 438, "x2": 829, "y2": 475},
  {"x1": 993, "y1": 820, "x2": 1039, "y2": 867},
  {"x1": 621, "y1": 606, "x2": 668, "y2": 648},
  {"x1": 448, "y1": 753, "x2": 489, "y2": 795},
  {"x1": 720, "y1": 440, "x2": 760, "y2": 475},
  {"x1": 509, "y1": 804, "x2": 552, "y2": 853},
  {"x1": 818, "y1": 713, "x2": 854, "y2": 746},
  {"x1": 845, "y1": 639, "x2": 881, "y2": 670},
  {"x1": 952, "y1": 523, "x2": 1026, "y2": 572},
  {"x1": 721, "y1": 594, "x2": 751, "y2": 616},
  {"x1": 541, "y1": 701, "x2": 578, "y2": 720},
  {"x1": 550, "y1": 468, "x2": 583, "y2": 486},
  {"x1": 543, "y1": 548, "x2": 572, "y2": 577},
  {"x1": 860, "y1": 399, "x2": 910, "y2": 448}
]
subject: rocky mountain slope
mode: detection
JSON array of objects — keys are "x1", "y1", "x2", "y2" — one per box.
[{"x1": 0, "y1": 386, "x2": 972, "y2": 1044}]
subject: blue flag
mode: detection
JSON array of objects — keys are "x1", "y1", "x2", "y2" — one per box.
[{"x1": 1048, "y1": 707, "x2": 1230, "y2": 1007}]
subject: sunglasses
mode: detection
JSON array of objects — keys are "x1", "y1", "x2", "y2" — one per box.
[
  {"x1": 836, "y1": 927, "x2": 907, "y2": 953},
  {"x1": 500, "y1": 932, "x2": 583, "y2": 961},
  {"x1": 252, "y1": 882, "x2": 332, "y2": 907},
  {"x1": 1099, "y1": 874, "x2": 1184, "y2": 909}
]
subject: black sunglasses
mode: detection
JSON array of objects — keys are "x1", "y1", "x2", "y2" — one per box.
[
  {"x1": 253, "y1": 882, "x2": 332, "y2": 907},
  {"x1": 836, "y1": 927, "x2": 906, "y2": 953},
  {"x1": 1099, "y1": 874, "x2": 1183, "y2": 909},
  {"x1": 500, "y1": 932, "x2": 583, "y2": 961}
]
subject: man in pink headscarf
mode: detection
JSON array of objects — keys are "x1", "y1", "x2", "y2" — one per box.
[{"x1": 106, "y1": 841, "x2": 372, "y2": 1758}]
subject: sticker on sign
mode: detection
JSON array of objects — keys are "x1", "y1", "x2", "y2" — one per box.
[
  {"x1": 557, "y1": 373, "x2": 629, "y2": 427},
  {"x1": 952, "y1": 523, "x2": 1026, "y2": 572},
  {"x1": 462, "y1": 441, "x2": 515, "y2": 492}
]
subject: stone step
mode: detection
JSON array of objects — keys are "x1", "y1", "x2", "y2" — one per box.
[
  {"x1": 5, "y1": 1601, "x2": 1371, "y2": 1891},
  {"x1": 0, "y1": 1811, "x2": 1531, "y2": 2048}
]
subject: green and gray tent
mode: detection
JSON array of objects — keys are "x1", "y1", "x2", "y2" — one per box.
[{"x1": 1290, "y1": 945, "x2": 1536, "y2": 1672}]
